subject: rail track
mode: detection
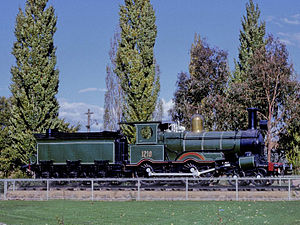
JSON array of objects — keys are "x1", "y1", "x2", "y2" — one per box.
[{"x1": 7, "y1": 178, "x2": 299, "y2": 192}]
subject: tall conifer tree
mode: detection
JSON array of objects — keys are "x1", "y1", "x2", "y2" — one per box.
[
  {"x1": 115, "y1": 0, "x2": 160, "y2": 142},
  {"x1": 7, "y1": 0, "x2": 75, "y2": 175},
  {"x1": 234, "y1": 0, "x2": 265, "y2": 82}
]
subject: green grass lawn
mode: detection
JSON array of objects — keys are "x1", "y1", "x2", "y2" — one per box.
[{"x1": 0, "y1": 200, "x2": 299, "y2": 225}]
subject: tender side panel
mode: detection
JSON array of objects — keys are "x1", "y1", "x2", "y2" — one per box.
[
  {"x1": 130, "y1": 145, "x2": 164, "y2": 164},
  {"x1": 37, "y1": 140, "x2": 114, "y2": 164}
]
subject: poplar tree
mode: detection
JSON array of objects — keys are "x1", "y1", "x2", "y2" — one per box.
[
  {"x1": 115, "y1": 0, "x2": 160, "y2": 142},
  {"x1": 0, "y1": 97, "x2": 10, "y2": 137},
  {"x1": 7, "y1": 0, "x2": 76, "y2": 176},
  {"x1": 219, "y1": 0, "x2": 266, "y2": 132},
  {"x1": 0, "y1": 97, "x2": 11, "y2": 177},
  {"x1": 153, "y1": 98, "x2": 163, "y2": 121},
  {"x1": 103, "y1": 32, "x2": 123, "y2": 131},
  {"x1": 234, "y1": 0, "x2": 265, "y2": 82}
]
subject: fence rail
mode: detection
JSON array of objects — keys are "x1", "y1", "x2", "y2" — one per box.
[{"x1": 1, "y1": 176, "x2": 300, "y2": 201}]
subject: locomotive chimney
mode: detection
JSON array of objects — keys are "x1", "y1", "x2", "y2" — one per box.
[{"x1": 247, "y1": 108, "x2": 258, "y2": 130}]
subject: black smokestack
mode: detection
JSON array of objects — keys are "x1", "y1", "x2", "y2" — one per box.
[{"x1": 247, "y1": 108, "x2": 258, "y2": 130}]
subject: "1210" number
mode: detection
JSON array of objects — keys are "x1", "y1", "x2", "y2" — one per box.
[{"x1": 141, "y1": 150, "x2": 153, "y2": 158}]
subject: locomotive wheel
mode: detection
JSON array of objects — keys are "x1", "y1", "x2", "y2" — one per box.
[
  {"x1": 227, "y1": 171, "x2": 249, "y2": 186},
  {"x1": 262, "y1": 169, "x2": 274, "y2": 186},
  {"x1": 207, "y1": 173, "x2": 220, "y2": 186},
  {"x1": 183, "y1": 163, "x2": 209, "y2": 186},
  {"x1": 136, "y1": 163, "x2": 159, "y2": 186},
  {"x1": 109, "y1": 173, "x2": 125, "y2": 186},
  {"x1": 251, "y1": 168, "x2": 268, "y2": 186},
  {"x1": 96, "y1": 181, "x2": 110, "y2": 187}
]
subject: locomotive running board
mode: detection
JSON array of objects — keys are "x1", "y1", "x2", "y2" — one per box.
[{"x1": 146, "y1": 167, "x2": 216, "y2": 177}]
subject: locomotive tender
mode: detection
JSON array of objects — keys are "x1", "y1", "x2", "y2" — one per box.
[{"x1": 29, "y1": 108, "x2": 290, "y2": 183}]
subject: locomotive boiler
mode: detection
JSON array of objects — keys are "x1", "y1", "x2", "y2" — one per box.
[{"x1": 29, "y1": 108, "x2": 290, "y2": 183}]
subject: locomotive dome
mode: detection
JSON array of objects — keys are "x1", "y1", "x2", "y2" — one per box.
[{"x1": 191, "y1": 114, "x2": 204, "y2": 133}]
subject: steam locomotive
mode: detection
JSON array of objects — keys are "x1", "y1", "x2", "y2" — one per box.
[{"x1": 29, "y1": 108, "x2": 291, "y2": 184}]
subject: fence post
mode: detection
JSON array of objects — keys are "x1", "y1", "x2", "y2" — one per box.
[
  {"x1": 185, "y1": 178, "x2": 188, "y2": 200},
  {"x1": 4, "y1": 180, "x2": 7, "y2": 200},
  {"x1": 137, "y1": 179, "x2": 140, "y2": 201},
  {"x1": 91, "y1": 179, "x2": 94, "y2": 201},
  {"x1": 46, "y1": 179, "x2": 49, "y2": 201},
  {"x1": 13, "y1": 180, "x2": 15, "y2": 191},
  {"x1": 288, "y1": 178, "x2": 291, "y2": 201},
  {"x1": 235, "y1": 178, "x2": 239, "y2": 201}
]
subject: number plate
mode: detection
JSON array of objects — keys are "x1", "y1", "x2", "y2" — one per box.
[{"x1": 130, "y1": 145, "x2": 164, "y2": 164}]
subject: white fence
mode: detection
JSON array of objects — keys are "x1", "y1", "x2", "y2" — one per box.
[{"x1": 1, "y1": 176, "x2": 300, "y2": 201}]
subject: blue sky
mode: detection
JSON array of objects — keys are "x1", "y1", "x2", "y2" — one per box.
[{"x1": 1, "y1": 0, "x2": 300, "y2": 131}]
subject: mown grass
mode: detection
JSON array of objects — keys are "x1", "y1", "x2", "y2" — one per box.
[{"x1": 0, "y1": 200, "x2": 299, "y2": 225}]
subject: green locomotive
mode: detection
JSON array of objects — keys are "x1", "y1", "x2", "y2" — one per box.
[
  {"x1": 128, "y1": 108, "x2": 268, "y2": 178},
  {"x1": 29, "y1": 108, "x2": 290, "y2": 182}
]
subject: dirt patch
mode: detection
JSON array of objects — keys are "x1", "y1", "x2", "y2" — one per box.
[{"x1": 3, "y1": 189, "x2": 300, "y2": 201}]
